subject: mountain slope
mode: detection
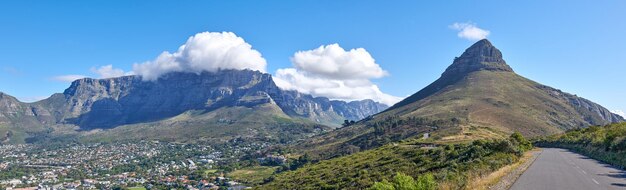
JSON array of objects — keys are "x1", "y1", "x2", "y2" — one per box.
[
  {"x1": 383, "y1": 39, "x2": 622, "y2": 134},
  {"x1": 0, "y1": 92, "x2": 55, "y2": 143},
  {"x1": 0, "y1": 70, "x2": 387, "y2": 144},
  {"x1": 297, "y1": 39, "x2": 623, "y2": 158}
]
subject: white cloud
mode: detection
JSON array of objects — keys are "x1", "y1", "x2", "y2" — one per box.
[
  {"x1": 133, "y1": 32, "x2": 267, "y2": 80},
  {"x1": 51, "y1": 75, "x2": 88, "y2": 82},
  {"x1": 291, "y1": 44, "x2": 387, "y2": 79},
  {"x1": 274, "y1": 44, "x2": 402, "y2": 106},
  {"x1": 450, "y1": 22, "x2": 490, "y2": 41},
  {"x1": 91, "y1": 64, "x2": 132, "y2": 79},
  {"x1": 612, "y1": 110, "x2": 625, "y2": 118}
]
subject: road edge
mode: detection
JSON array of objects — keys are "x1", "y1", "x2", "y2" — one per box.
[{"x1": 488, "y1": 148, "x2": 542, "y2": 190}]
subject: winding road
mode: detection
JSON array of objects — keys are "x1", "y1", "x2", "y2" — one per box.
[{"x1": 510, "y1": 148, "x2": 626, "y2": 190}]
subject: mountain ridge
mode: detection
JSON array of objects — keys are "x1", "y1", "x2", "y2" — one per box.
[{"x1": 0, "y1": 70, "x2": 388, "y2": 144}]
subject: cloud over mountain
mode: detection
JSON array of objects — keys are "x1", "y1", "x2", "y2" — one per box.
[
  {"x1": 274, "y1": 44, "x2": 402, "y2": 106},
  {"x1": 91, "y1": 65, "x2": 132, "y2": 79},
  {"x1": 133, "y1": 32, "x2": 267, "y2": 80},
  {"x1": 291, "y1": 44, "x2": 387, "y2": 79},
  {"x1": 450, "y1": 22, "x2": 490, "y2": 41},
  {"x1": 49, "y1": 33, "x2": 400, "y2": 105}
]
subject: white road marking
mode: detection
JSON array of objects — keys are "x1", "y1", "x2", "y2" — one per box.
[
  {"x1": 581, "y1": 170, "x2": 587, "y2": 174},
  {"x1": 592, "y1": 178, "x2": 600, "y2": 185}
]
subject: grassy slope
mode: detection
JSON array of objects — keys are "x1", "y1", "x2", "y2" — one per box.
[
  {"x1": 296, "y1": 70, "x2": 581, "y2": 159},
  {"x1": 228, "y1": 166, "x2": 279, "y2": 185},
  {"x1": 536, "y1": 122, "x2": 626, "y2": 168},
  {"x1": 79, "y1": 103, "x2": 327, "y2": 144},
  {"x1": 261, "y1": 135, "x2": 531, "y2": 189},
  {"x1": 0, "y1": 123, "x2": 38, "y2": 144},
  {"x1": 382, "y1": 71, "x2": 579, "y2": 137}
]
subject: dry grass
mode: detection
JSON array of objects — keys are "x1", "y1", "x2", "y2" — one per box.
[
  {"x1": 438, "y1": 149, "x2": 539, "y2": 190},
  {"x1": 462, "y1": 149, "x2": 540, "y2": 190},
  {"x1": 437, "y1": 125, "x2": 507, "y2": 144}
]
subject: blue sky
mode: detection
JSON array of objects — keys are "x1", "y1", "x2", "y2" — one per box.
[{"x1": 0, "y1": 1, "x2": 624, "y2": 115}]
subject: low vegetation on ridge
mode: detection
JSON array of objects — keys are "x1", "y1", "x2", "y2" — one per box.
[
  {"x1": 536, "y1": 122, "x2": 626, "y2": 169},
  {"x1": 260, "y1": 132, "x2": 532, "y2": 189}
]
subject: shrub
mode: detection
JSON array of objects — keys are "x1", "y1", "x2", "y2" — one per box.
[{"x1": 369, "y1": 173, "x2": 436, "y2": 190}]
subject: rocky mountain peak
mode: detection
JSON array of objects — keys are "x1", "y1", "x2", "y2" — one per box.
[{"x1": 442, "y1": 39, "x2": 513, "y2": 77}]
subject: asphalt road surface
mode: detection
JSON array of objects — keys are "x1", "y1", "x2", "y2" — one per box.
[{"x1": 510, "y1": 148, "x2": 626, "y2": 190}]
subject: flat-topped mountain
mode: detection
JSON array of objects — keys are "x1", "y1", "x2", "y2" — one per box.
[{"x1": 0, "y1": 70, "x2": 387, "y2": 144}]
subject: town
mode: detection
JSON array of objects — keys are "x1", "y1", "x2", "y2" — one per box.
[{"x1": 0, "y1": 140, "x2": 276, "y2": 190}]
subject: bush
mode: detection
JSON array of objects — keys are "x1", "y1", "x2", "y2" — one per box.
[
  {"x1": 510, "y1": 131, "x2": 532, "y2": 151},
  {"x1": 370, "y1": 180, "x2": 395, "y2": 190},
  {"x1": 536, "y1": 122, "x2": 626, "y2": 169},
  {"x1": 369, "y1": 173, "x2": 436, "y2": 190},
  {"x1": 261, "y1": 137, "x2": 527, "y2": 189}
]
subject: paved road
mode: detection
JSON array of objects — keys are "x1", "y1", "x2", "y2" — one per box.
[{"x1": 510, "y1": 148, "x2": 626, "y2": 190}]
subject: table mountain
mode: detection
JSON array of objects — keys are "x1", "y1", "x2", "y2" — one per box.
[{"x1": 0, "y1": 70, "x2": 387, "y2": 144}]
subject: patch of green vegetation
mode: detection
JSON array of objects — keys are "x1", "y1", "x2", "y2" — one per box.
[
  {"x1": 260, "y1": 133, "x2": 532, "y2": 189},
  {"x1": 369, "y1": 172, "x2": 436, "y2": 190},
  {"x1": 0, "y1": 166, "x2": 41, "y2": 180},
  {"x1": 536, "y1": 122, "x2": 626, "y2": 168},
  {"x1": 228, "y1": 166, "x2": 279, "y2": 185},
  {"x1": 297, "y1": 116, "x2": 462, "y2": 160},
  {"x1": 204, "y1": 169, "x2": 218, "y2": 175}
]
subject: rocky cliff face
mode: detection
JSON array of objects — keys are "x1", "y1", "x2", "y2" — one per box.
[
  {"x1": 0, "y1": 92, "x2": 28, "y2": 125},
  {"x1": 3, "y1": 70, "x2": 387, "y2": 130},
  {"x1": 538, "y1": 85, "x2": 624, "y2": 124},
  {"x1": 330, "y1": 100, "x2": 388, "y2": 121},
  {"x1": 45, "y1": 70, "x2": 277, "y2": 128},
  {"x1": 442, "y1": 39, "x2": 513, "y2": 76}
]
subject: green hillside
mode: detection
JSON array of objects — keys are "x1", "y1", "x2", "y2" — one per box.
[
  {"x1": 260, "y1": 133, "x2": 532, "y2": 189},
  {"x1": 78, "y1": 103, "x2": 329, "y2": 144},
  {"x1": 536, "y1": 122, "x2": 626, "y2": 169}
]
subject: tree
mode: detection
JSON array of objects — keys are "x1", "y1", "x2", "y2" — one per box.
[
  {"x1": 343, "y1": 120, "x2": 356, "y2": 127},
  {"x1": 343, "y1": 120, "x2": 350, "y2": 127}
]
